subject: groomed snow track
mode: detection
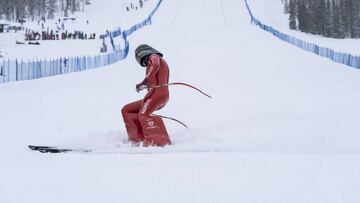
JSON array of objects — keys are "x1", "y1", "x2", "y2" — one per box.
[{"x1": 1, "y1": 0, "x2": 360, "y2": 202}]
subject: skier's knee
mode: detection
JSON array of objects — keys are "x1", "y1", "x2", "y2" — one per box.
[{"x1": 121, "y1": 105, "x2": 129, "y2": 117}]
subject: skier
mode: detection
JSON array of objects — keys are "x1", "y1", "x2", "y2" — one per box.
[{"x1": 121, "y1": 44, "x2": 171, "y2": 147}]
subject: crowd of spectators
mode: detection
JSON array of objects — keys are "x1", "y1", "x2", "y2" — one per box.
[
  {"x1": 25, "y1": 29, "x2": 96, "y2": 41},
  {"x1": 126, "y1": 0, "x2": 148, "y2": 11}
]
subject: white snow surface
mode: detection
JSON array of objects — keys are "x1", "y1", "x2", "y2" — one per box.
[{"x1": 1, "y1": 0, "x2": 360, "y2": 202}]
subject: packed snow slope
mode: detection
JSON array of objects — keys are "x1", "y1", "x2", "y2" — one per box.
[{"x1": 1, "y1": 0, "x2": 360, "y2": 202}]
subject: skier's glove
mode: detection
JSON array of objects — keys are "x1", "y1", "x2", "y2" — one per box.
[
  {"x1": 136, "y1": 78, "x2": 147, "y2": 93},
  {"x1": 136, "y1": 84, "x2": 146, "y2": 93}
]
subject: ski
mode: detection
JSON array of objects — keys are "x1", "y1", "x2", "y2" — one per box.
[
  {"x1": 28, "y1": 144, "x2": 218, "y2": 154},
  {"x1": 38, "y1": 148, "x2": 92, "y2": 153},
  {"x1": 28, "y1": 145, "x2": 56, "y2": 151},
  {"x1": 28, "y1": 145, "x2": 92, "y2": 153}
]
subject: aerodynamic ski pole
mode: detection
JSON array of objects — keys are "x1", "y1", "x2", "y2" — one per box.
[
  {"x1": 151, "y1": 114, "x2": 189, "y2": 129},
  {"x1": 147, "y1": 82, "x2": 212, "y2": 98}
]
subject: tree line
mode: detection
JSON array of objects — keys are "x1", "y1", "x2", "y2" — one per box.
[
  {"x1": 0, "y1": 0, "x2": 91, "y2": 21},
  {"x1": 283, "y1": 0, "x2": 360, "y2": 38}
]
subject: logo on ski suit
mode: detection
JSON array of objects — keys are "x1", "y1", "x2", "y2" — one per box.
[{"x1": 146, "y1": 119, "x2": 159, "y2": 129}]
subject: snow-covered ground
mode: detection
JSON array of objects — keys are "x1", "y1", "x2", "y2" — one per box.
[
  {"x1": 1, "y1": 0, "x2": 360, "y2": 202},
  {"x1": 247, "y1": 0, "x2": 360, "y2": 55},
  {"x1": 0, "y1": 0, "x2": 157, "y2": 60}
]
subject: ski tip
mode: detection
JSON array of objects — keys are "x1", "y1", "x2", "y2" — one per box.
[{"x1": 28, "y1": 145, "x2": 54, "y2": 151}]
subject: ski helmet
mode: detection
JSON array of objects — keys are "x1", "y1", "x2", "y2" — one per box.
[{"x1": 135, "y1": 44, "x2": 163, "y2": 67}]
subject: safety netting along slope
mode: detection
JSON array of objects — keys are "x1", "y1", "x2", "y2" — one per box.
[
  {"x1": 244, "y1": 0, "x2": 360, "y2": 70},
  {"x1": 0, "y1": 0, "x2": 164, "y2": 84}
]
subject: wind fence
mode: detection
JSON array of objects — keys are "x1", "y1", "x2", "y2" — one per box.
[
  {"x1": 0, "y1": 0, "x2": 164, "y2": 84},
  {"x1": 244, "y1": 0, "x2": 360, "y2": 70}
]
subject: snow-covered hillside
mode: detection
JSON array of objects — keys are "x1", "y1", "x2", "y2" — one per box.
[
  {"x1": 247, "y1": 0, "x2": 360, "y2": 55},
  {"x1": 0, "y1": 0, "x2": 157, "y2": 60},
  {"x1": 1, "y1": 0, "x2": 360, "y2": 202}
]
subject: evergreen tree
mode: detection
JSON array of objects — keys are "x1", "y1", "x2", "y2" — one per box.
[
  {"x1": 47, "y1": 0, "x2": 57, "y2": 19},
  {"x1": 289, "y1": 0, "x2": 298, "y2": 30},
  {"x1": 15, "y1": 0, "x2": 27, "y2": 21},
  {"x1": 352, "y1": 0, "x2": 360, "y2": 38},
  {"x1": 3, "y1": 0, "x2": 14, "y2": 20},
  {"x1": 286, "y1": 0, "x2": 360, "y2": 39},
  {"x1": 0, "y1": 0, "x2": 85, "y2": 21},
  {"x1": 333, "y1": 1, "x2": 346, "y2": 38},
  {"x1": 282, "y1": 0, "x2": 290, "y2": 14},
  {"x1": 28, "y1": 0, "x2": 38, "y2": 20},
  {"x1": 315, "y1": 0, "x2": 326, "y2": 35},
  {"x1": 308, "y1": 0, "x2": 322, "y2": 35},
  {"x1": 342, "y1": 0, "x2": 352, "y2": 38},
  {"x1": 322, "y1": 0, "x2": 332, "y2": 37},
  {"x1": 298, "y1": 0, "x2": 311, "y2": 33},
  {"x1": 0, "y1": 0, "x2": 5, "y2": 19}
]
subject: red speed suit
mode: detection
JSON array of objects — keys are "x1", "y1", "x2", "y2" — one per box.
[{"x1": 121, "y1": 54, "x2": 171, "y2": 146}]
